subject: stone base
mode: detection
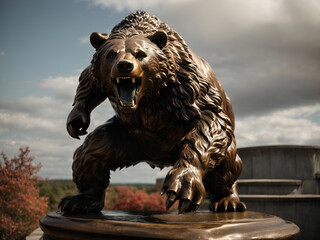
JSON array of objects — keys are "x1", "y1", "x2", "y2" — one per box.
[{"x1": 40, "y1": 211, "x2": 299, "y2": 240}]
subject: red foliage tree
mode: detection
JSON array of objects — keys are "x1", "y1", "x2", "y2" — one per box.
[
  {"x1": 105, "y1": 186, "x2": 176, "y2": 212},
  {"x1": 0, "y1": 147, "x2": 48, "y2": 240}
]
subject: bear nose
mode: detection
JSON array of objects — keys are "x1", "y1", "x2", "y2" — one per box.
[{"x1": 117, "y1": 60, "x2": 134, "y2": 73}]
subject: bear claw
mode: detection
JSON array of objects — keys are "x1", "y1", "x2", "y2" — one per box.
[
  {"x1": 178, "y1": 199, "x2": 191, "y2": 214},
  {"x1": 210, "y1": 197, "x2": 246, "y2": 213},
  {"x1": 162, "y1": 166, "x2": 206, "y2": 214}
]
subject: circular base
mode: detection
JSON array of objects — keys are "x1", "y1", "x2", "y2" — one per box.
[{"x1": 40, "y1": 210, "x2": 299, "y2": 240}]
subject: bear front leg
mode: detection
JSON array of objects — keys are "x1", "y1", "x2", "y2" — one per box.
[
  {"x1": 59, "y1": 117, "x2": 141, "y2": 213},
  {"x1": 162, "y1": 160, "x2": 206, "y2": 213},
  {"x1": 161, "y1": 114, "x2": 219, "y2": 213},
  {"x1": 161, "y1": 110, "x2": 245, "y2": 214},
  {"x1": 161, "y1": 141, "x2": 207, "y2": 214}
]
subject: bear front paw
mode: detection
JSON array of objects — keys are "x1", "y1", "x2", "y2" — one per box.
[
  {"x1": 58, "y1": 192, "x2": 105, "y2": 213},
  {"x1": 66, "y1": 108, "x2": 90, "y2": 139},
  {"x1": 161, "y1": 166, "x2": 206, "y2": 214}
]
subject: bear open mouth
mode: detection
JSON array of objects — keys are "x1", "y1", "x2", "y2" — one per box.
[{"x1": 112, "y1": 77, "x2": 142, "y2": 108}]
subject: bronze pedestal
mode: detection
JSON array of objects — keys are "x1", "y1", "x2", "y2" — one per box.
[{"x1": 40, "y1": 211, "x2": 299, "y2": 240}]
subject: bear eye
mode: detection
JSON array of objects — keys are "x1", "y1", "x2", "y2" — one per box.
[
  {"x1": 135, "y1": 50, "x2": 147, "y2": 60},
  {"x1": 106, "y1": 50, "x2": 117, "y2": 60}
]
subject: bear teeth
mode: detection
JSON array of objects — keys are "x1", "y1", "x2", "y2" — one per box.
[
  {"x1": 115, "y1": 77, "x2": 136, "y2": 84},
  {"x1": 120, "y1": 100, "x2": 135, "y2": 107}
]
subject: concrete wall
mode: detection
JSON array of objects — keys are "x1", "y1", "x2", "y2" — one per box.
[
  {"x1": 237, "y1": 145, "x2": 320, "y2": 239},
  {"x1": 238, "y1": 145, "x2": 320, "y2": 194}
]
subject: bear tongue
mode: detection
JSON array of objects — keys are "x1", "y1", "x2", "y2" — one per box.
[{"x1": 118, "y1": 81, "x2": 136, "y2": 107}]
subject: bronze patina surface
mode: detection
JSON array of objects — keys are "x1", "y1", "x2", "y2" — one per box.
[
  {"x1": 59, "y1": 10, "x2": 245, "y2": 214},
  {"x1": 40, "y1": 211, "x2": 300, "y2": 240}
]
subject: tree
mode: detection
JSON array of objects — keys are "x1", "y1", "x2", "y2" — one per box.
[
  {"x1": 0, "y1": 147, "x2": 48, "y2": 240},
  {"x1": 104, "y1": 186, "x2": 176, "y2": 211}
]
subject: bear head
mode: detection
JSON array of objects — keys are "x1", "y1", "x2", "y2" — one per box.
[{"x1": 90, "y1": 31, "x2": 168, "y2": 113}]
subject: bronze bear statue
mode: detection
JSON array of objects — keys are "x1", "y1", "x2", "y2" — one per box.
[{"x1": 59, "y1": 11, "x2": 246, "y2": 214}]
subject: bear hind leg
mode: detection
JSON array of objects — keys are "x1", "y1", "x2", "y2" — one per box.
[
  {"x1": 59, "y1": 117, "x2": 140, "y2": 213},
  {"x1": 208, "y1": 182, "x2": 246, "y2": 213},
  {"x1": 59, "y1": 150, "x2": 111, "y2": 213},
  {"x1": 59, "y1": 191, "x2": 105, "y2": 213}
]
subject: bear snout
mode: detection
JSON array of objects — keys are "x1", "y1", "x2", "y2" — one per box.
[{"x1": 117, "y1": 60, "x2": 134, "y2": 73}]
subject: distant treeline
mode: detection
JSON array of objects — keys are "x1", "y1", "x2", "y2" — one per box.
[
  {"x1": 37, "y1": 180, "x2": 77, "y2": 212},
  {"x1": 37, "y1": 179, "x2": 157, "y2": 212}
]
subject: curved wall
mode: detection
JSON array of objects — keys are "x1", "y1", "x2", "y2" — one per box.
[{"x1": 238, "y1": 145, "x2": 320, "y2": 194}]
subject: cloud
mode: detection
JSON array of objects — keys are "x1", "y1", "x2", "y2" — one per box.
[
  {"x1": 0, "y1": 52, "x2": 5, "y2": 56},
  {"x1": 235, "y1": 103, "x2": 320, "y2": 147},
  {"x1": 0, "y1": 135, "x2": 76, "y2": 179},
  {"x1": 89, "y1": 0, "x2": 191, "y2": 12},
  {"x1": 110, "y1": 163, "x2": 171, "y2": 183},
  {"x1": 39, "y1": 75, "x2": 78, "y2": 100},
  {"x1": 0, "y1": 75, "x2": 79, "y2": 139},
  {"x1": 0, "y1": 111, "x2": 63, "y2": 138},
  {"x1": 0, "y1": 74, "x2": 109, "y2": 137},
  {"x1": 80, "y1": 36, "x2": 90, "y2": 45},
  {"x1": 0, "y1": 75, "x2": 79, "y2": 178}
]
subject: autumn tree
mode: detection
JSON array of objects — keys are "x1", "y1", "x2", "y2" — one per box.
[
  {"x1": 105, "y1": 186, "x2": 174, "y2": 211},
  {"x1": 0, "y1": 147, "x2": 48, "y2": 240}
]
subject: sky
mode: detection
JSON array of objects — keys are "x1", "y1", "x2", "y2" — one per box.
[{"x1": 0, "y1": 0, "x2": 319, "y2": 183}]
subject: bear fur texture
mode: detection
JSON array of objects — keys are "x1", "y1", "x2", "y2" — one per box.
[{"x1": 59, "y1": 11, "x2": 246, "y2": 214}]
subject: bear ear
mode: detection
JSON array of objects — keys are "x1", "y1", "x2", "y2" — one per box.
[
  {"x1": 90, "y1": 32, "x2": 109, "y2": 50},
  {"x1": 149, "y1": 31, "x2": 167, "y2": 49}
]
